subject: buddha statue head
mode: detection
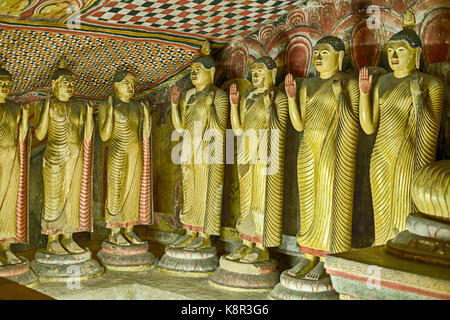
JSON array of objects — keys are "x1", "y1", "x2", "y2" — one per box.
[
  {"x1": 112, "y1": 70, "x2": 137, "y2": 103},
  {"x1": 0, "y1": 62, "x2": 12, "y2": 103},
  {"x1": 251, "y1": 56, "x2": 277, "y2": 92},
  {"x1": 51, "y1": 57, "x2": 75, "y2": 102},
  {"x1": 190, "y1": 40, "x2": 215, "y2": 91},
  {"x1": 190, "y1": 56, "x2": 216, "y2": 90},
  {"x1": 387, "y1": 29, "x2": 422, "y2": 77},
  {"x1": 313, "y1": 36, "x2": 345, "y2": 79}
]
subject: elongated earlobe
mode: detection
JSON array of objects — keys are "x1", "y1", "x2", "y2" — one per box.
[
  {"x1": 416, "y1": 48, "x2": 422, "y2": 69},
  {"x1": 338, "y1": 51, "x2": 344, "y2": 71},
  {"x1": 210, "y1": 67, "x2": 216, "y2": 83},
  {"x1": 272, "y1": 68, "x2": 277, "y2": 86}
]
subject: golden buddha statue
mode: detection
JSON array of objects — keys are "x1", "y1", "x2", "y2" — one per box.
[
  {"x1": 35, "y1": 57, "x2": 94, "y2": 255},
  {"x1": 98, "y1": 70, "x2": 152, "y2": 246},
  {"x1": 285, "y1": 36, "x2": 360, "y2": 279},
  {"x1": 170, "y1": 41, "x2": 228, "y2": 249},
  {"x1": 226, "y1": 56, "x2": 288, "y2": 264},
  {"x1": 0, "y1": 62, "x2": 29, "y2": 265},
  {"x1": 359, "y1": 14, "x2": 444, "y2": 245}
]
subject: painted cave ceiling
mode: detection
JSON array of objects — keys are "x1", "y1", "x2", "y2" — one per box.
[{"x1": 0, "y1": 0, "x2": 303, "y2": 99}]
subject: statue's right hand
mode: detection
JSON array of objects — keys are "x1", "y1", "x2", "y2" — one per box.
[
  {"x1": 171, "y1": 86, "x2": 180, "y2": 105},
  {"x1": 285, "y1": 73, "x2": 297, "y2": 99},
  {"x1": 229, "y1": 83, "x2": 239, "y2": 106},
  {"x1": 44, "y1": 93, "x2": 51, "y2": 109},
  {"x1": 359, "y1": 67, "x2": 373, "y2": 94}
]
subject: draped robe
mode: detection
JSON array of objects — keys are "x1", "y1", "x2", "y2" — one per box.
[
  {"x1": 38, "y1": 98, "x2": 93, "y2": 235},
  {"x1": 178, "y1": 85, "x2": 228, "y2": 235},
  {"x1": 0, "y1": 101, "x2": 28, "y2": 244},
  {"x1": 371, "y1": 72, "x2": 444, "y2": 245},
  {"x1": 103, "y1": 98, "x2": 152, "y2": 228},
  {"x1": 296, "y1": 73, "x2": 359, "y2": 255},
  {"x1": 235, "y1": 89, "x2": 288, "y2": 247}
]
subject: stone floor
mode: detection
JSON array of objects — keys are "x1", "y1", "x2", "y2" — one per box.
[
  {"x1": 4, "y1": 233, "x2": 292, "y2": 300},
  {"x1": 32, "y1": 267, "x2": 270, "y2": 300}
]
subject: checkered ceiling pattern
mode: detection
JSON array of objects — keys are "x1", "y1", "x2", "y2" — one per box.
[
  {"x1": 82, "y1": 0, "x2": 301, "y2": 41},
  {"x1": 0, "y1": 28, "x2": 196, "y2": 98},
  {"x1": 0, "y1": 0, "x2": 302, "y2": 98}
]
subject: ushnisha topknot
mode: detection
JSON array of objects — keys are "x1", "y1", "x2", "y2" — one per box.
[
  {"x1": 389, "y1": 9, "x2": 422, "y2": 49},
  {"x1": 192, "y1": 40, "x2": 216, "y2": 70},
  {"x1": 315, "y1": 36, "x2": 345, "y2": 53},
  {"x1": 51, "y1": 56, "x2": 74, "y2": 80},
  {"x1": 252, "y1": 56, "x2": 277, "y2": 70}
]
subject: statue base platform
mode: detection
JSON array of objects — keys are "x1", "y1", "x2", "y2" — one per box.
[
  {"x1": 97, "y1": 241, "x2": 157, "y2": 271},
  {"x1": 0, "y1": 257, "x2": 39, "y2": 287},
  {"x1": 324, "y1": 245, "x2": 450, "y2": 299},
  {"x1": 208, "y1": 256, "x2": 279, "y2": 292},
  {"x1": 156, "y1": 246, "x2": 218, "y2": 277},
  {"x1": 268, "y1": 270, "x2": 339, "y2": 300},
  {"x1": 31, "y1": 249, "x2": 104, "y2": 282}
]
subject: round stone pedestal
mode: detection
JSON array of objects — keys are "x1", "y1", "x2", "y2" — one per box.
[
  {"x1": 0, "y1": 257, "x2": 39, "y2": 287},
  {"x1": 156, "y1": 246, "x2": 218, "y2": 277},
  {"x1": 209, "y1": 256, "x2": 279, "y2": 292},
  {"x1": 97, "y1": 241, "x2": 157, "y2": 271},
  {"x1": 31, "y1": 249, "x2": 104, "y2": 282},
  {"x1": 269, "y1": 269, "x2": 339, "y2": 300}
]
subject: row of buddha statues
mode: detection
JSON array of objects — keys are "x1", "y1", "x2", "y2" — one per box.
[{"x1": 0, "y1": 16, "x2": 445, "y2": 292}]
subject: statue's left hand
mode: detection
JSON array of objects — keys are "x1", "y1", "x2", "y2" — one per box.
[
  {"x1": 141, "y1": 101, "x2": 151, "y2": 137},
  {"x1": 410, "y1": 76, "x2": 423, "y2": 96},
  {"x1": 22, "y1": 103, "x2": 30, "y2": 117},
  {"x1": 332, "y1": 79, "x2": 343, "y2": 98},
  {"x1": 86, "y1": 101, "x2": 94, "y2": 117}
]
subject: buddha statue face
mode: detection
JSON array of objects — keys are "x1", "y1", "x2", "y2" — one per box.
[
  {"x1": 0, "y1": 75, "x2": 12, "y2": 101},
  {"x1": 113, "y1": 73, "x2": 136, "y2": 102},
  {"x1": 52, "y1": 75, "x2": 75, "y2": 102},
  {"x1": 387, "y1": 40, "x2": 419, "y2": 75},
  {"x1": 251, "y1": 62, "x2": 276, "y2": 91},
  {"x1": 190, "y1": 62, "x2": 213, "y2": 88},
  {"x1": 313, "y1": 43, "x2": 343, "y2": 76}
]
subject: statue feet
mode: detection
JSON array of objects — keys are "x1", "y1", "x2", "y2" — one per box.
[
  {"x1": 287, "y1": 256, "x2": 318, "y2": 277},
  {"x1": 0, "y1": 248, "x2": 22, "y2": 265},
  {"x1": 185, "y1": 236, "x2": 211, "y2": 250},
  {"x1": 61, "y1": 235, "x2": 85, "y2": 254},
  {"x1": 304, "y1": 261, "x2": 325, "y2": 280},
  {"x1": 46, "y1": 238, "x2": 69, "y2": 255},
  {"x1": 123, "y1": 230, "x2": 145, "y2": 245},
  {"x1": 170, "y1": 233, "x2": 197, "y2": 248},
  {"x1": 109, "y1": 230, "x2": 130, "y2": 246},
  {"x1": 240, "y1": 247, "x2": 269, "y2": 264},
  {"x1": 226, "y1": 244, "x2": 254, "y2": 261}
]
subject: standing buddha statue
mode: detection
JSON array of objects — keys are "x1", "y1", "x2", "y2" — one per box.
[
  {"x1": 99, "y1": 70, "x2": 152, "y2": 245},
  {"x1": 227, "y1": 56, "x2": 288, "y2": 264},
  {"x1": 285, "y1": 36, "x2": 360, "y2": 280},
  {"x1": 169, "y1": 41, "x2": 228, "y2": 250},
  {"x1": 0, "y1": 60, "x2": 29, "y2": 266},
  {"x1": 35, "y1": 56, "x2": 94, "y2": 255},
  {"x1": 359, "y1": 12, "x2": 444, "y2": 245}
]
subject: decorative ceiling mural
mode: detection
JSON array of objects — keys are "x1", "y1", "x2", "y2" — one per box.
[{"x1": 0, "y1": 0, "x2": 303, "y2": 99}]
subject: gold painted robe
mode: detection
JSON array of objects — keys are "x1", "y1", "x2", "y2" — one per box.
[
  {"x1": 37, "y1": 98, "x2": 93, "y2": 235},
  {"x1": 0, "y1": 101, "x2": 28, "y2": 244},
  {"x1": 178, "y1": 85, "x2": 228, "y2": 235},
  {"x1": 371, "y1": 72, "x2": 444, "y2": 245},
  {"x1": 296, "y1": 74, "x2": 359, "y2": 255},
  {"x1": 104, "y1": 98, "x2": 152, "y2": 227},
  {"x1": 235, "y1": 89, "x2": 288, "y2": 247}
]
